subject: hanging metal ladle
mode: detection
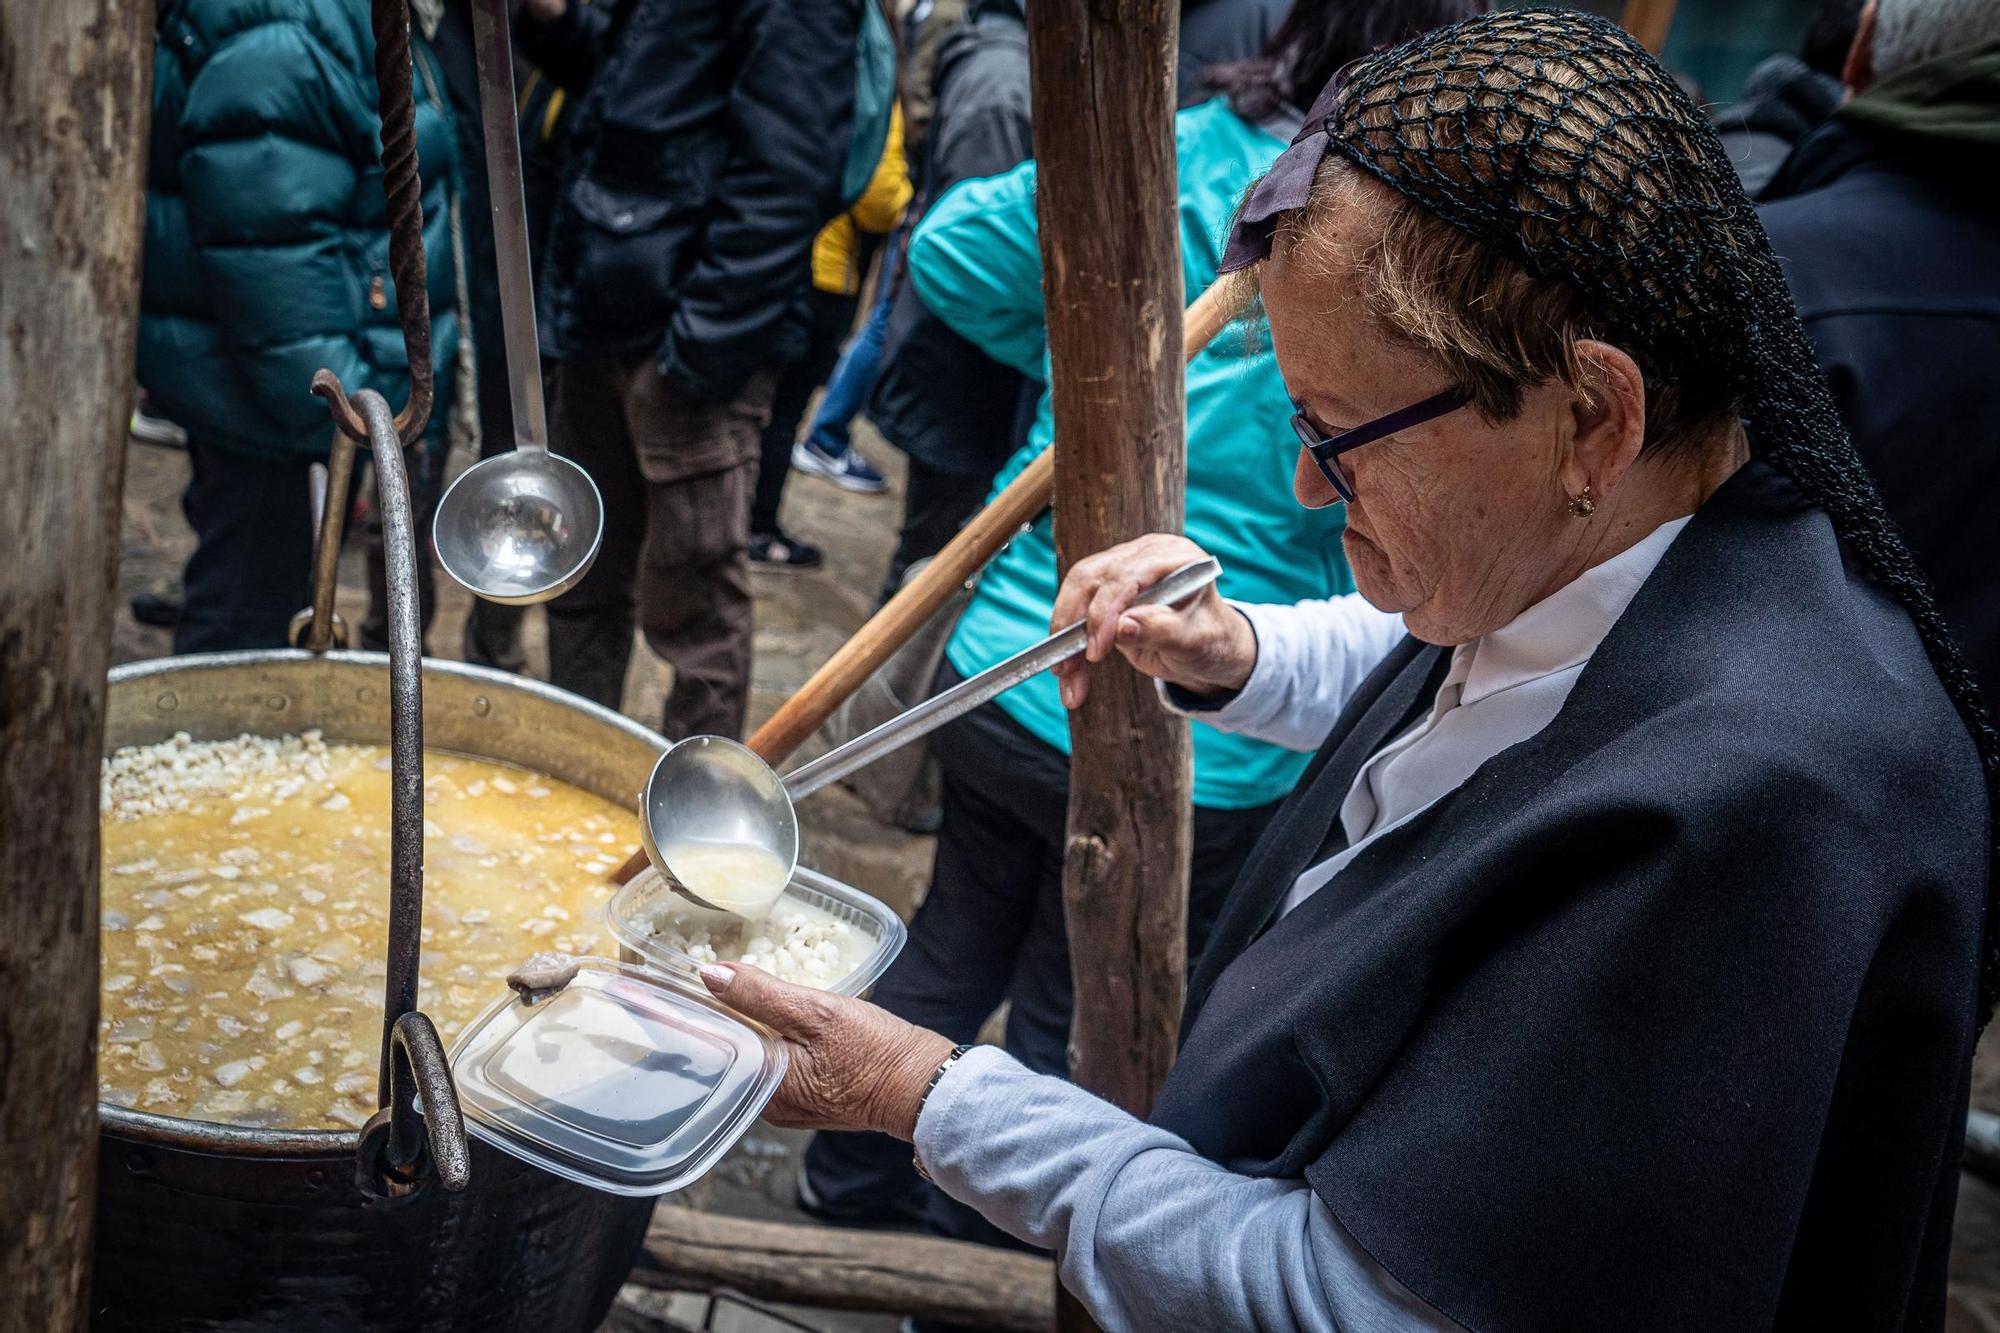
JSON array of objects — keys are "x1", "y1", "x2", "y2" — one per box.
[
  {"x1": 638, "y1": 557, "x2": 1224, "y2": 916},
  {"x1": 432, "y1": 0, "x2": 603, "y2": 605}
]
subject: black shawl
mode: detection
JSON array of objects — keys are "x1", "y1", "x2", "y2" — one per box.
[{"x1": 1147, "y1": 461, "x2": 1988, "y2": 1329}]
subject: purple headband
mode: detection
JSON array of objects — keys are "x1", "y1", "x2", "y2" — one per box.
[{"x1": 1218, "y1": 69, "x2": 1355, "y2": 274}]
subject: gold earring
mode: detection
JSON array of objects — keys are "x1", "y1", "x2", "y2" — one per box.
[{"x1": 1568, "y1": 485, "x2": 1595, "y2": 518}]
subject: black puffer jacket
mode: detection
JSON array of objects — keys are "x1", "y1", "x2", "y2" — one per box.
[{"x1": 522, "y1": 0, "x2": 886, "y2": 401}]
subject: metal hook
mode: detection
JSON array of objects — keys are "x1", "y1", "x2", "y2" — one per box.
[
  {"x1": 292, "y1": 390, "x2": 362, "y2": 654},
  {"x1": 354, "y1": 1011, "x2": 470, "y2": 1197}
]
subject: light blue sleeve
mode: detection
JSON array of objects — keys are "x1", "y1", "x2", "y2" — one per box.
[
  {"x1": 914, "y1": 1046, "x2": 1460, "y2": 1333},
  {"x1": 906, "y1": 162, "x2": 1051, "y2": 380}
]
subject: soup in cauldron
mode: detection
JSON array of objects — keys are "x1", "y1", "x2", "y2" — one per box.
[{"x1": 99, "y1": 729, "x2": 640, "y2": 1130}]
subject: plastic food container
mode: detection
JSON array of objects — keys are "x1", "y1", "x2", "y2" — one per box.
[
  {"x1": 606, "y1": 864, "x2": 906, "y2": 996},
  {"x1": 448, "y1": 959, "x2": 787, "y2": 1196},
  {"x1": 447, "y1": 865, "x2": 905, "y2": 1196}
]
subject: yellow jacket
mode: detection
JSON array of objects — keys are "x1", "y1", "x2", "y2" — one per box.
[{"x1": 812, "y1": 105, "x2": 913, "y2": 296}]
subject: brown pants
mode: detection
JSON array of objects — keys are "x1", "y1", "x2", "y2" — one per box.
[{"x1": 545, "y1": 352, "x2": 775, "y2": 741}]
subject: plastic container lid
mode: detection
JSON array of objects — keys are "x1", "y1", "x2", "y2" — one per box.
[
  {"x1": 607, "y1": 864, "x2": 906, "y2": 997},
  {"x1": 448, "y1": 958, "x2": 785, "y2": 1196}
]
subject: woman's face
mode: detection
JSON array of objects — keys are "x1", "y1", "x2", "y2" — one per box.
[{"x1": 1263, "y1": 221, "x2": 1596, "y2": 646}]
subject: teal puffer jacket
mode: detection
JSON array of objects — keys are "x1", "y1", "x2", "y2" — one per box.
[{"x1": 140, "y1": 0, "x2": 459, "y2": 457}]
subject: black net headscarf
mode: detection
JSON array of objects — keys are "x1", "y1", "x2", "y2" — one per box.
[{"x1": 1226, "y1": 8, "x2": 2000, "y2": 1021}]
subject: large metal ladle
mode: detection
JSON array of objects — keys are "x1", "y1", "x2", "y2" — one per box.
[
  {"x1": 639, "y1": 557, "x2": 1224, "y2": 916},
  {"x1": 432, "y1": 0, "x2": 603, "y2": 606}
]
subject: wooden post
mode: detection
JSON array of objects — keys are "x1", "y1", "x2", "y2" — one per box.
[
  {"x1": 1026, "y1": 1, "x2": 1190, "y2": 1328},
  {"x1": 0, "y1": 1, "x2": 153, "y2": 1326}
]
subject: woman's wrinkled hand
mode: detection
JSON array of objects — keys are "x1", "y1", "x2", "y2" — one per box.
[
  {"x1": 1050, "y1": 533, "x2": 1258, "y2": 710},
  {"x1": 699, "y1": 962, "x2": 956, "y2": 1140}
]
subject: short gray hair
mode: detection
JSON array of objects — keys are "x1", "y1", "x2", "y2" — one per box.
[{"x1": 1873, "y1": 0, "x2": 2000, "y2": 77}]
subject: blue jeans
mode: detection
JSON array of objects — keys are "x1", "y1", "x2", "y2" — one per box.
[{"x1": 805, "y1": 241, "x2": 901, "y2": 455}]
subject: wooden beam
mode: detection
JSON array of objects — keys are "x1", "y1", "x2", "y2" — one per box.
[
  {"x1": 633, "y1": 1206, "x2": 1054, "y2": 1332},
  {"x1": 1026, "y1": 0, "x2": 1190, "y2": 1329},
  {"x1": 0, "y1": 0, "x2": 154, "y2": 1326},
  {"x1": 1620, "y1": 0, "x2": 1679, "y2": 54}
]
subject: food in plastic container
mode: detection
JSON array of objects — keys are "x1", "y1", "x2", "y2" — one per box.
[{"x1": 608, "y1": 865, "x2": 905, "y2": 996}]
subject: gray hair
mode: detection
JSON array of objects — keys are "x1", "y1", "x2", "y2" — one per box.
[{"x1": 1873, "y1": 0, "x2": 2000, "y2": 76}]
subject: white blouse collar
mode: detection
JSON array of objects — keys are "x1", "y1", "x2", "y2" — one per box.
[{"x1": 1457, "y1": 515, "x2": 1693, "y2": 707}]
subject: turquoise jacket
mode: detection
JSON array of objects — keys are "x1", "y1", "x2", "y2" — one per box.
[
  {"x1": 140, "y1": 0, "x2": 459, "y2": 457},
  {"x1": 909, "y1": 97, "x2": 1354, "y2": 810}
]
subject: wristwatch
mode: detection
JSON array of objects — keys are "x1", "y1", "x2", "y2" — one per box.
[{"x1": 912, "y1": 1043, "x2": 973, "y2": 1183}]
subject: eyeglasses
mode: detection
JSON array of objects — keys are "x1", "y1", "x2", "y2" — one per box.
[{"x1": 1289, "y1": 388, "x2": 1471, "y2": 503}]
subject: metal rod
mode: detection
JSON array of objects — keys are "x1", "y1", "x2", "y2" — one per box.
[
  {"x1": 300, "y1": 437, "x2": 359, "y2": 652},
  {"x1": 468, "y1": 0, "x2": 548, "y2": 451},
  {"x1": 346, "y1": 391, "x2": 430, "y2": 1125},
  {"x1": 781, "y1": 558, "x2": 1222, "y2": 801}
]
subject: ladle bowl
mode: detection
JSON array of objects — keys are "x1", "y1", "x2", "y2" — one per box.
[
  {"x1": 434, "y1": 449, "x2": 604, "y2": 605},
  {"x1": 640, "y1": 735, "x2": 801, "y2": 916},
  {"x1": 638, "y1": 558, "x2": 1223, "y2": 917}
]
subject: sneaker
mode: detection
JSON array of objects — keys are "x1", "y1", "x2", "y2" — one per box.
[
  {"x1": 130, "y1": 397, "x2": 188, "y2": 449},
  {"x1": 129, "y1": 590, "x2": 183, "y2": 628},
  {"x1": 792, "y1": 437, "x2": 888, "y2": 494},
  {"x1": 748, "y1": 528, "x2": 825, "y2": 570}
]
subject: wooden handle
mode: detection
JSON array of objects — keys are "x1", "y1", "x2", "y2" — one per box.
[
  {"x1": 1619, "y1": 0, "x2": 1678, "y2": 52},
  {"x1": 609, "y1": 280, "x2": 1238, "y2": 884}
]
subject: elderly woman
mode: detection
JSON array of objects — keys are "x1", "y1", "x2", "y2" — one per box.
[{"x1": 697, "y1": 11, "x2": 1997, "y2": 1328}]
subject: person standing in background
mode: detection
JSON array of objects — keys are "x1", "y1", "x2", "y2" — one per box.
[
  {"x1": 518, "y1": 0, "x2": 895, "y2": 738},
  {"x1": 1760, "y1": 0, "x2": 2000, "y2": 700},
  {"x1": 779, "y1": 0, "x2": 971, "y2": 533},
  {"x1": 900, "y1": 0, "x2": 970, "y2": 153},
  {"x1": 1178, "y1": 0, "x2": 1292, "y2": 104},
  {"x1": 1712, "y1": 0, "x2": 1864, "y2": 195},
  {"x1": 750, "y1": 103, "x2": 914, "y2": 569},
  {"x1": 799, "y1": 0, "x2": 1490, "y2": 1262},
  {"x1": 139, "y1": 0, "x2": 461, "y2": 654},
  {"x1": 866, "y1": 0, "x2": 1300, "y2": 604},
  {"x1": 864, "y1": 0, "x2": 1037, "y2": 606}
]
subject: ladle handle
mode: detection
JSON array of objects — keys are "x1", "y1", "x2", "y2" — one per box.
[
  {"x1": 606, "y1": 281, "x2": 1238, "y2": 886},
  {"x1": 780, "y1": 557, "x2": 1222, "y2": 801},
  {"x1": 470, "y1": 0, "x2": 549, "y2": 452},
  {"x1": 744, "y1": 281, "x2": 1235, "y2": 765}
]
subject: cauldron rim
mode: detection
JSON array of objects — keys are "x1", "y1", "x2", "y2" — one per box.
[
  {"x1": 100, "y1": 1104, "x2": 355, "y2": 1156},
  {"x1": 99, "y1": 648, "x2": 669, "y2": 1151},
  {"x1": 105, "y1": 647, "x2": 663, "y2": 742}
]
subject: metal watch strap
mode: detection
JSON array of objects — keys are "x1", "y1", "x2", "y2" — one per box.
[{"x1": 912, "y1": 1043, "x2": 973, "y2": 1183}]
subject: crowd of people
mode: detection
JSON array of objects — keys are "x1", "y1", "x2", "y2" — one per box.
[{"x1": 133, "y1": 0, "x2": 1999, "y2": 1327}]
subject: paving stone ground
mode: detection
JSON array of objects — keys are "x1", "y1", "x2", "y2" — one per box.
[{"x1": 113, "y1": 427, "x2": 2000, "y2": 1329}]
